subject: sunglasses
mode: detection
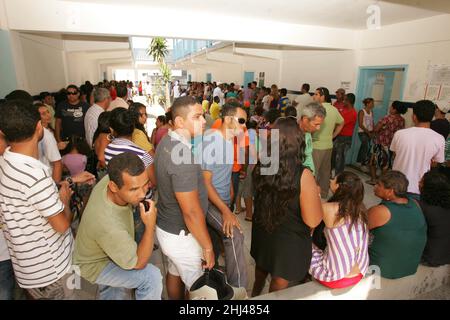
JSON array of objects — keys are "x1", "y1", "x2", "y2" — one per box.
[
  {"x1": 67, "y1": 91, "x2": 78, "y2": 95},
  {"x1": 234, "y1": 117, "x2": 246, "y2": 124}
]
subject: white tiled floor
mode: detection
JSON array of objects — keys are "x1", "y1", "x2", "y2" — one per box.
[{"x1": 71, "y1": 165, "x2": 381, "y2": 300}]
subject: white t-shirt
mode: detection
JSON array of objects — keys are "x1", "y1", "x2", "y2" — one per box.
[
  {"x1": 294, "y1": 93, "x2": 313, "y2": 117},
  {"x1": 262, "y1": 95, "x2": 271, "y2": 111},
  {"x1": 0, "y1": 229, "x2": 10, "y2": 262},
  {"x1": 390, "y1": 127, "x2": 445, "y2": 194},
  {"x1": 173, "y1": 85, "x2": 180, "y2": 98},
  {"x1": 213, "y1": 87, "x2": 224, "y2": 106},
  {"x1": 38, "y1": 127, "x2": 62, "y2": 175}
]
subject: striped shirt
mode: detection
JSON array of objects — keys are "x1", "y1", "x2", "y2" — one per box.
[
  {"x1": 104, "y1": 138, "x2": 153, "y2": 168},
  {"x1": 84, "y1": 104, "x2": 104, "y2": 147},
  {"x1": 0, "y1": 148, "x2": 73, "y2": 289},
  {"x1": 310, "y1": 219, "x2": 369, "y2": 282}
]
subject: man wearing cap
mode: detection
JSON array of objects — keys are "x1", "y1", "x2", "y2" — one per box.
[
  {"x1": 333, "y1": 88, "x2": 346, "y2": 113},
  {"x1": 431, "y1": 100, "x2": 450, "y2": 140}
]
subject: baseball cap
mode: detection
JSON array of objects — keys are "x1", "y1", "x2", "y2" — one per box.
[{"x1": 435, "y1": 100, "x2": 450, "y2": 114}]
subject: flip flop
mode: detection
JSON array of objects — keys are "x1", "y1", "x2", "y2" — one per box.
[
  {"x1": 365, "y1": 180, "x2": 376, "y2": 186},
  {"x1": 245, "y1": 217, "x2": 252, "y2": 222}
]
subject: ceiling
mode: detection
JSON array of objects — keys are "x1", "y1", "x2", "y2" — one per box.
[{"x1": 68, "y1": 0, "x2": 449, "y2": 29}]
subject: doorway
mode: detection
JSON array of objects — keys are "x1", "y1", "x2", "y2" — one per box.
[
  {"x1": 243, "y1": 71, "x2": 254, "y2": 87},
  {"x1": 348, "y1": 65, "x2": 408, "y2": 165}
]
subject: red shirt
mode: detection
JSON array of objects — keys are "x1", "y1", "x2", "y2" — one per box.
[
  {"x1": 339, "y1": 107, "x2": 357, "y2": 137},
  {"x1": 333, "y1": 101, "x2": 345, "y2": 113}
]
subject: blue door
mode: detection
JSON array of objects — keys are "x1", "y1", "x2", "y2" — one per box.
[
  {"x1": 348, "y1": 69, "x2": 397, "y2": 164},
  {"x1": 188, "y1": 74, "x2": 192, "y2": 82},
  {"x1": 206, "y1": 73, "x2": 212, "y2": 82},
  {"x1": 243, "y1": 71, "x2": 254, "y2": 87}
]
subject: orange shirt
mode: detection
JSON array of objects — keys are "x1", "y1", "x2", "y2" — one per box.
[{"x1": 210, "y1": 119, "x2": 249, "y2": 172}]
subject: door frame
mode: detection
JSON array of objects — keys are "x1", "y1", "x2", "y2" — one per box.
[
  {"x1": 355, "y1": 65, "x2": 409, "y2": 106},
  {"x1": 349, "y1": 64, "x2": 409, "y2": 165}
]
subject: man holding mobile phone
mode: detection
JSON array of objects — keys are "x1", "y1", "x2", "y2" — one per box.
[{"x1": 73, "y1": 152, "x2": 162, "y2": 300}]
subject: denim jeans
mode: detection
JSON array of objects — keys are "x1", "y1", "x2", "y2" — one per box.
[
  {"x1": 357, "y1": 132, "x2": 371, "y2": 165},
  {"x1": 95, "y1": 262, "x2": 163, "y2": 300},
  {"x1": 0, "y1": 259, "x2": 14, "y2": 300},
  {"x1": 333, "y1": 136, "x2": 352, "y2": 176}
]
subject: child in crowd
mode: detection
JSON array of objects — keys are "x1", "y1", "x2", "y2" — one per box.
[
  {"x1": 61, "y1": 135, "x2": 91, "y2": 176},
  {"x1": 278, "y1": 88, "x2": 289, "y2": 113}
]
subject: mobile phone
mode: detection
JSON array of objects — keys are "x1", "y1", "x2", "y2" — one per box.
[{"x1": 141, "y1": 200, "x2": 150, "y2": 212}]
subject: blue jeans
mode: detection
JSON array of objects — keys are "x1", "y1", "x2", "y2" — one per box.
[
  {"x1": 357, "y1": 133, "x2": 371, "y2": 165},
  {"x1": 0, "y1": 259, "x2": 14, "y2": 300},
  {"x1": 333, "y1": 136, "x2": 352, "y2": 176},
  {"x1": 95, "y1": 262, "x2": 162, "y2": 300}
]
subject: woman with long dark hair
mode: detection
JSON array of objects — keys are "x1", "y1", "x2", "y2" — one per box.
[
  {"x1": 310, "y1": 172, "x2": 369, "y2": 289},
  {"x1": 129, "y1": 102, "x2": 154, "y2": 155},
  {"x1": 250, "y1": 117, "x2": 323, "y2": 296}
]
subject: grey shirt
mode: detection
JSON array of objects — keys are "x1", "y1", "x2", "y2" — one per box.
[
  {"x1": 155, "y1": 133, "x2": 208, "y2": 235},
  {"x1": 200, "y1": 130, "x2": 234, "y2": 205}
]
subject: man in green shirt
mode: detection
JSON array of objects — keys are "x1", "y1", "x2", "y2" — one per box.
[
  {"x1": 312, "y1": 87, "x2": 344, "y2": 198},
  {"x1": 298, "y1": 102, "x2": 326, "y2": 177},
  {"x1": 73, "y1": 152, "x2": 162, "y2": 300}
]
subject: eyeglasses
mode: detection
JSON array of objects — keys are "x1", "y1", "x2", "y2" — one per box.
[
  {"x1": 234, "y1": 117, "x2": 246, "y2": 124},
  {"x1": 67, "y1": 91, "x2": 78, "y2": 95}
]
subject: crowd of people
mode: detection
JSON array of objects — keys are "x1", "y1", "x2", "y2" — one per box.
[{"x1": 0, "y1": 78, "x2": 449, "y2": 300}]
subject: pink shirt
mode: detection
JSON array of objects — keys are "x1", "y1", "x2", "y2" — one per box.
[
  {"x1": 62, "y1": 154, "x2": 87, "y2": 176},
  {"x1": 390, "y1": 127, "x2": 445, "y2": 194},
  {"x1": 155, "y1": 128, "x2": 169, "y2": 148}
]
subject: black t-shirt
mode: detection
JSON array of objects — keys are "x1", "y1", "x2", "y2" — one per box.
[
  {"x1": 55, "y1": 100, "x2": 90, "y2": 140},
  {"x1": 431, "y1": 119, "x2": 450, "y2": 140},
  {"x1": 419, "y1": 201, "x2": 450, "y2": 267}
]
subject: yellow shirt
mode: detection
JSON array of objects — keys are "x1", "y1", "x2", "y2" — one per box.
[
  {"x1": 132, "y1": 128, "x2": 153, "y2": 152},
  {"x1": 202, "y1": 100, "x2": 210, "y2": 113},
  {"x1": 210, "y1": 102, "x2": 221, "y2": 120}
]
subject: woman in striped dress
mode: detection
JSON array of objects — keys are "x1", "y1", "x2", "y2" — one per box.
[{"x1": 310, "y1": 171, "x2": 369, "y2": 289}]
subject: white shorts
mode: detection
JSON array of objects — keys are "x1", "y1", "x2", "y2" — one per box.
[{"x1": 156, "y1": 226, "x2": 203, "y2": 290}]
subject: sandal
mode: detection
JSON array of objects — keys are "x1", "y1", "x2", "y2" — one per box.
[
  {"x1": 365, "y1": 180, "x2": 376, "y2": 186},
  {"x1": 245, "y1": 217, "x2": 252, "y2": 222}
]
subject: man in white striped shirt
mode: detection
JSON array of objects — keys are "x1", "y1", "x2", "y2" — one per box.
[{"x1": 0, "y1": 100, "x2": 74, "y2": 299}]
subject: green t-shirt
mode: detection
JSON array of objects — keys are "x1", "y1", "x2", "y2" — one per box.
[
  {"x1": 369, "y1": 197, "x2": 427, "y2": 279},
  {"x1": 73, "y1": 176, "x2": 138, "y2": 283},
  {"x1": 303, "y1": 132, "x2": 315, "y2": 175},
  {"x1": 312, "y1": 103, "x2": 344, "y2": 150}
]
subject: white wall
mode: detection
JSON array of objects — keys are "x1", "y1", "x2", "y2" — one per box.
[
  {"x1": 280, "y1": 49, "x2": 357, "y2": 92},
  {"x1": 12, "y1": 33, "x2": 67, "y2": 94},
  {"x1": 66, "y1": 51, "x2": 100, "y2": 86}
]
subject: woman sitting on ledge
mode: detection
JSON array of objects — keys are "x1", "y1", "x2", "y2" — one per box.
[
  {"x1": 419, "y1": 167, "x2": 450, "y2": 267},
  {"x1": 309, "y1": 172, "x2": 369, "y2": 289},
  {"x1": 368, "y1": 171, "x2": 427, "y2": 279}
]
